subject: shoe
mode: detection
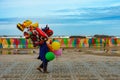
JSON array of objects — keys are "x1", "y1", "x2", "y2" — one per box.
[
  {"x1": 37, "y1": 67, "x2": 43, "y2": 72},
  {"x1": 43, "y1": 71, "x2": 50, "y2": 73}
]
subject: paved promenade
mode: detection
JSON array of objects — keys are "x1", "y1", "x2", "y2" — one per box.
[{"x1": 0, "y1": 49, "x2": 120, "y2": 80}]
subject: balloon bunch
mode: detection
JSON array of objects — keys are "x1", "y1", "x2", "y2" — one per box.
[
  {"x1": 52, "y1": 41, "x2": 62, "y2": 57},
  {"x1": 17, "y1": 20, "x2": 53, "y2": 47},
  {"x1": 45, "y1": 41, "x2": 62, "y2": 61},
  {"x1": 17, "y1": 20, "x2": 62, "y2": 61}
]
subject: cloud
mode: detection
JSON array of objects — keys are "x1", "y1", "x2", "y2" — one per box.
[
  {"x1": 1, "y1": 0, "x2": 120, "y2": 18},
  {"x1": 54, "y1": 5, "x2": 120, "y2": 18},
  {"x1": 0, "y1": 0, "x2": 120, "y2": 36}
]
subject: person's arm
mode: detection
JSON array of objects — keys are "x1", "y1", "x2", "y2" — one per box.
[{"x1": 47, "y1": 43, "x2": 54, "y2": 52}]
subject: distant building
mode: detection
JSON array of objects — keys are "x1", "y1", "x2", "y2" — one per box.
[{"x1": 69, "y1": 36, "x2": 86, "y2": 38}]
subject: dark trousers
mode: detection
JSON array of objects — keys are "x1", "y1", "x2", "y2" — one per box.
[{"x1": 40, "y1": 61, "x2": 48, "y2": 71}]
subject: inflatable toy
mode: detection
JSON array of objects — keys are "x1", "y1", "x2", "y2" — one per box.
[
  {"x1": 51, "y1": 41, "x2": 60, "y2": 50},
  {"x1": 53, "y1": 49, "x2": 62, "y2": 56},
  {"x1": 17, "y1": 20, "x2": 53, "y2": 47},
  {"x1": 42, "y1": 25, "x2": 53, "y2": 37},
  {"x1": 45, "y1": 52, "x2": 55, "y2": 61},
  {"x1": 17, "y1": 20, "x2": 32, "y2": 31}
]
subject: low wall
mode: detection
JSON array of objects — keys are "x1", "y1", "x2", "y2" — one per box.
[{"x1": 0, "y1": 37, "x2": 120, "y2": 48}]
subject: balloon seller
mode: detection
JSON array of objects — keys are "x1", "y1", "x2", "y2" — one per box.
[
  {"x1": 36, "y1": 25, "x2": 53, "y2": 73},
  {"x1": 17, "y1": 20, "x2": 54, "y2": 73}
]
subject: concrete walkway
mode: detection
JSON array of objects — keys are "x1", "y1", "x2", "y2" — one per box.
[{"x1": 0, "y1": 50, "x2": 120, "y2": 80}]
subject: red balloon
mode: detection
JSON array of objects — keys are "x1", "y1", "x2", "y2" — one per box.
[{"x1": 35, "y1": 27, "x2": 47, "y2": 38}]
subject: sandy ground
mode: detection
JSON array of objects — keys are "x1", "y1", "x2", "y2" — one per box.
[{"x1": 0, "y1": 48, "x2": 120, "y2": 80}]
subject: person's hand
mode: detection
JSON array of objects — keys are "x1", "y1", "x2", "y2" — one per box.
[
  {"x1": 47, "y1": 44, "x2": 54, "y2": 52},
  {"x1": 39, "y1": 40, "x2": 44, "y2": 45}
]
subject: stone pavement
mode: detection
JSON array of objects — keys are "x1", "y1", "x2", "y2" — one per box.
[{"x1": 0, "y1": 52, "x2": 120, "y2": 80}]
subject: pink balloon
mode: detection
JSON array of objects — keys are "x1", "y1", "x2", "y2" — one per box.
[{"x1": 53, "y1": 49, "x2": 62, "y2": 56}]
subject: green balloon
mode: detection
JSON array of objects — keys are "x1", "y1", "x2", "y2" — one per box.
[{"x1": 45, "y1": 52, "x2": 55, "y2": 61}]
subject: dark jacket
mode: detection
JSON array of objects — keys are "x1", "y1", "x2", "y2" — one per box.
[{"x1": 38, "y1": 42, "x2": 49, "y2": 62}]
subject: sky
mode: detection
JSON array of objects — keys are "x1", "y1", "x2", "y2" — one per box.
[{"x1": 0, "y1": 0, "x2": 120, "y2": 36}]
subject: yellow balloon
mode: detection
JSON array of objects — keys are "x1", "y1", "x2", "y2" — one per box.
[
  {"x1": 30, "y1": 22, "x2": 39, "y2": 28},
  {"x1": 51, "y1": 41, "x2": 60, "y2": 50}
]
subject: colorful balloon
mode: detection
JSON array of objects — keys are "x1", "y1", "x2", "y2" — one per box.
[
  {"x1": 45, "y1": 52, "x2": 55, "y2": 61},
  {"x1": 53, "y1": 49, "x2": 62, "y2": 56},
  {"x1": 17, "y1": 20, "x2": 32, "y2": 31},
  {"x1": 51, "y1": 41, "x2": 60, "y2": 50}
]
